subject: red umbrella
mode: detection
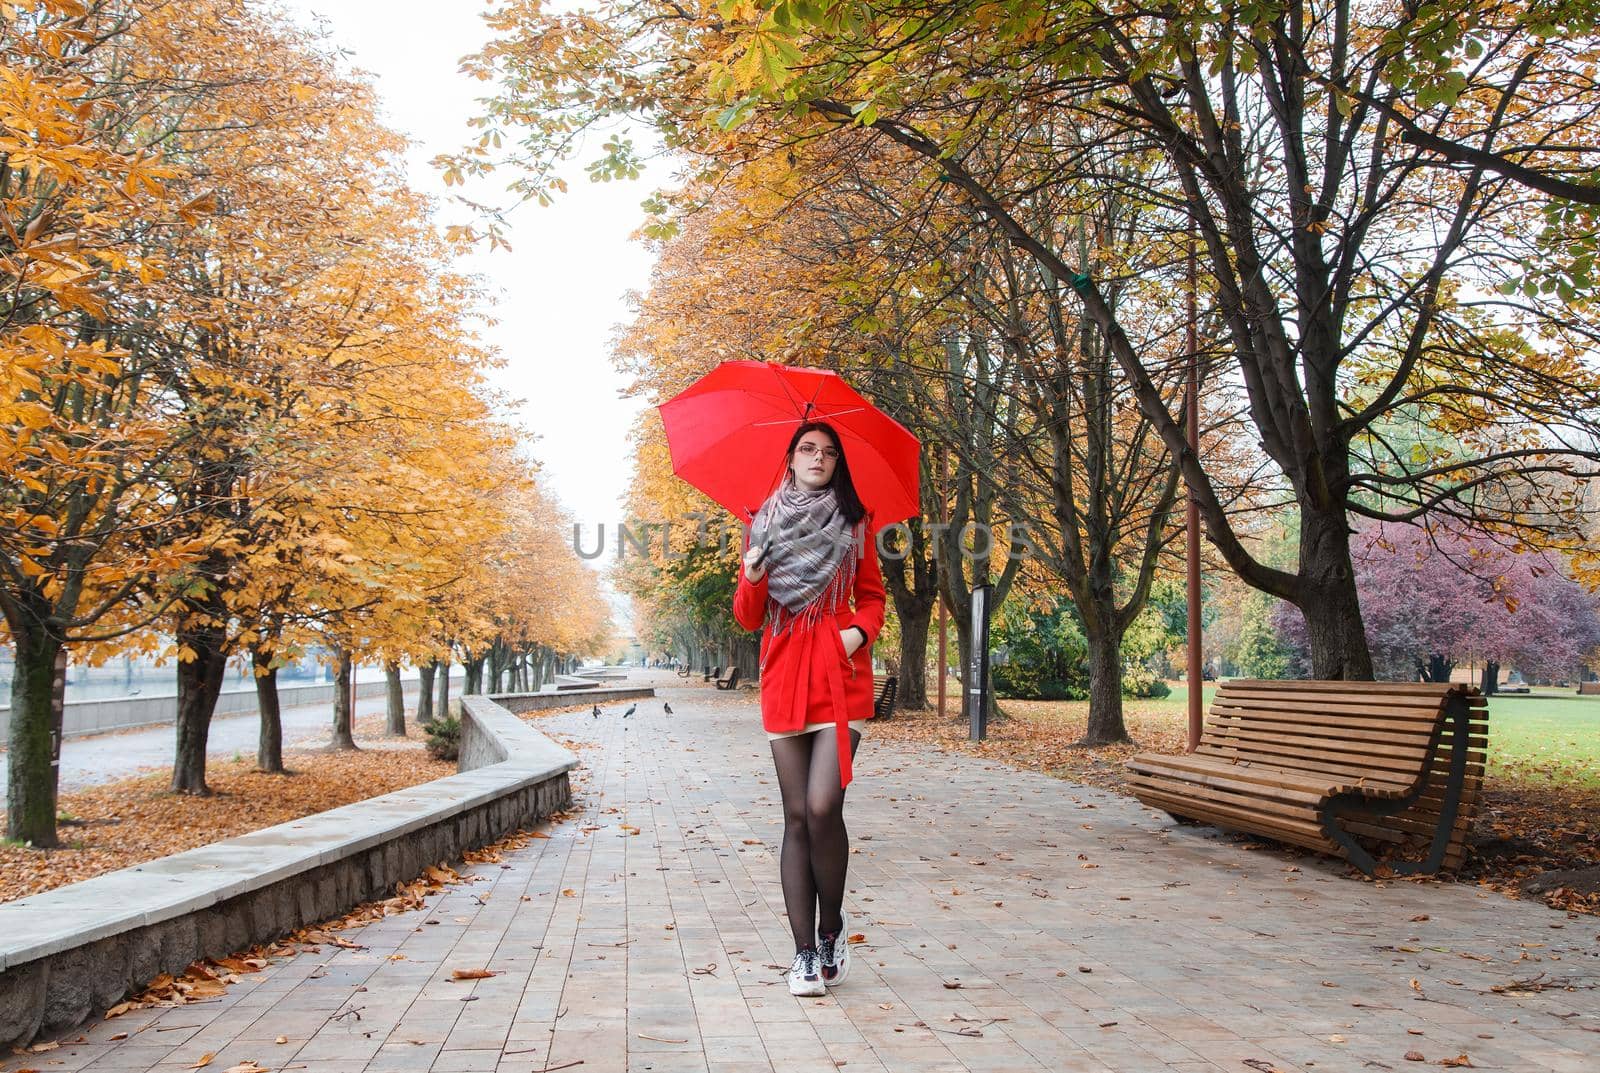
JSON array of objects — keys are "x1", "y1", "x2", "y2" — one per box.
[{"x1": 659, "y1": 361, "x2": 921, "y2": 526}]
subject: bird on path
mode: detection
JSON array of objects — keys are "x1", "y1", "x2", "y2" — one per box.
[
  {"x1": 592, "y1": 704, "x2": 600, "y2": 718},
  {"x1": 623, "y1": 703, "x2": 637, "y2": 718},
  {"x1": 663, "y1": 702, "x2": 673, "y2": 715}
]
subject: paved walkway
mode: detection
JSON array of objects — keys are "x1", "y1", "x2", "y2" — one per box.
[{"x1": 37, "y1": 672, "x2": 1598, "y2": 1072}]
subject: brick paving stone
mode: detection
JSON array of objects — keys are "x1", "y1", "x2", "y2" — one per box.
[{"x1": 46, "y1": 670, "x2": 1600, "y2": 1073}]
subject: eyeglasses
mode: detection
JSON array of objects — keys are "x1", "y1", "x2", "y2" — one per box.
[{"x1": 795, "y1": 442, "x2": 840, "y2": 461}]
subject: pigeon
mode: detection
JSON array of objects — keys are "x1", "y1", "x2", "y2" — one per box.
[
  {"x1": 592, "y1": 704, "x2": 600, "y2": 718},
  {"x1": 663, "y1": 702, "x2": 673, "y2": 715},
  {"x1": 622, "y1": 703, "x2": 636, "y2": 718}
]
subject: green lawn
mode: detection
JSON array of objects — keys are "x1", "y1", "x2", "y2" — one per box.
[
  {"x1": 1477, "y1": 688, "x2": 1600, "y2": 787},
  {"x1": 1149, "y1": 682, "x2": 1600, "y2": 788}
]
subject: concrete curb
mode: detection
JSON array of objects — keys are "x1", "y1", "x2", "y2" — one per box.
[{"x1": 0, "y1": 689, "x2": 610, "y2": 1050}]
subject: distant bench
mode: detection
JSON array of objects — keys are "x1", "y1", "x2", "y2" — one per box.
[
  {"x1": 873, "y1": 675, "x2": 897, "y2": 720},
  {"x1": 1578, "y1": 682, "x2": 1600, "y2": 696},
  {"x1": 1127, "y1": 680, "x2": 1486, "y2": 876},
  {"x1": 714, "y1": 666, "x2": 741, "y2": 690}
]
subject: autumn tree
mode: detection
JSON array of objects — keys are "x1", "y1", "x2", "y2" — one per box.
[{"x1": 2, "y1": 0, "x2": 225, "y2": 844}]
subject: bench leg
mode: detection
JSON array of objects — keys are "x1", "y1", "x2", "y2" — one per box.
[{"x1": 1322, "y1": 696, "x2": 1472, "y2": 877}]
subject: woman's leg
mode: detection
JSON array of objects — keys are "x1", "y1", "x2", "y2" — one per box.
[
  {"x1": 806, "y1": 725, "x2": 861, "y2": 936},
  {"x1": 771, "y1": 733, "x2": 821, "y2": 951}
]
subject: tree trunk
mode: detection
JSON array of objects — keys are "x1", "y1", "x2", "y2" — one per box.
[
  {"x1": 488, "y1": 642, "x2": 506, "y2": 693},
  {"x1": 1081, "y1": 623, "x2": 1132, "y2": 745},
  {"x1": 171, "y1": 617, "x2": 229, "y2": 794},
  {"x1": 254, "y1": 648, "x2": 283, "y2": 774},
  {"x1": 895, "y1": 601, "x2": 933, "y2": 710},
  {"x1": 1424, "y1": 654, "x2": 1454, "y2": 683},
  {"x1": 1297, "y1": 510, "x2": 1375, "y2": 679},
  {"x1": 331, "y1": 651, "x2": 358, "y2": 749},
  {"x1": 5, "y1": 624, "x2": 64, "y2": 846},
  {"x1": 465, "y1": 656, "x2": 484, "y2": 695},
  {"x1": 417, "y1": 660, "x2": 437, "y2": 725},
  {"x1": 1483, "y1": 660, "x2": 1500, "y2": 696},
  {"x1": 385, "y1": 661, "x2": 405, "y2": 735},
  {"x1": 436, "y1": 655, "x2": 451, "y2": 719}
]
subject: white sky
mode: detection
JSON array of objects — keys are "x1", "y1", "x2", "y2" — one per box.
[{"x1": 278, "y1": 1, "x2": 662, "y2": 638}]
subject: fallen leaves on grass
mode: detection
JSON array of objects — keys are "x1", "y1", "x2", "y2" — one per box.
[{"x1": 0, "y1": 748, "x2": 454, "y2": 904}]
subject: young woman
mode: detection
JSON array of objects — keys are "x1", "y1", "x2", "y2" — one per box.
[{"x1": 733, "y1": 422, "x2": 886, "y2": 998}]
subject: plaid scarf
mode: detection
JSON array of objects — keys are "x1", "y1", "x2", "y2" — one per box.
[{"x1": 749, "y1": 476, "x2": 861, "y2": 639}]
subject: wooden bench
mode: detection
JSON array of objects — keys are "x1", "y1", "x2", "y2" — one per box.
[
  {"x1": 676, "y1": 665, "x2": 692, "y2": 678},
  {"x1": 714, "y1": 666, "x2": 741, "y2": 690},
  {"x1": 873, "y1": 675, "x2": 898, "y2": 720},
  {"x1": 1578, "y1": 681, "x2": 1600, "y2": 696},
  {"x1": 1126, "y1": 680, "x2": 1487, "y2": 876},
  {"x1": 702, "y1": 665, "x2": 719, "y2": 682}
]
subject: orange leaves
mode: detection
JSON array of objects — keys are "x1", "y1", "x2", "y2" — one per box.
[
  {"x1": 449, "y1": 968, "x2": 500, "y2": 981},
  {"x1": 0, "y1": 747, "x2": 453, "y2": 904}
]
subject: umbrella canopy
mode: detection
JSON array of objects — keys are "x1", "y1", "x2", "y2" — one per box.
[{"x1": 658, "y1": 361, "x2": 921, "y2": 526}]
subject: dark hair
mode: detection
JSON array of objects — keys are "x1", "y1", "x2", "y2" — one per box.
[{"x1": 785, "y1": 421, "x2": 867, "y2": 527}]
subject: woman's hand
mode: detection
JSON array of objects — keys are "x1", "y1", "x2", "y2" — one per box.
[
  {"x1": 840, "y1": 627, "x2": 866, "y2": 658},
  {"x1": 743, "y1": 545, "x2": 767, "y2": 582}
]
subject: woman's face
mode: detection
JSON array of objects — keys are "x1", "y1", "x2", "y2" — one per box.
[{"x1": 789, "y1": 430, "x2": 840, "y2": 491}]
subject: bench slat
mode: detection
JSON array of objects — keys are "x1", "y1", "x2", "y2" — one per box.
[
  {"x1": 1196, "y1": 740, "x2": 1430, "y2": 781},
  {"x1": 1207, "y1": 704, "x2": 1451, "y2": 736},
  {"x1": 1203, "y1": 720, "x2": 1435, "y2": 761},
  {"x1": 1223, "y1": 680, "x2": 1471, "y2": 696},
  {"x1": 1128, "y1": 782, "x2": 1334, "y2": 848},
  {"x1": 1128, "y1": 774, "x2": 1326, "y2": 830},
  {"x1": 1211, "y1": 695, "x2": 1454, "y2": 720},
  {"x1": 1127, "y1": 755, "x2": 1336, "y2": 803}
]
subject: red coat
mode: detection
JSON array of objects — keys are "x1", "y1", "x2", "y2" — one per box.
[{"x1": 733, "y1": 522, "x2": 887, "y2": 788}]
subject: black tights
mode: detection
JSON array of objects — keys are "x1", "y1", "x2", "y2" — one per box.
[{"x1": 770, "y1": 725, "x2": 861, "y2": 953}]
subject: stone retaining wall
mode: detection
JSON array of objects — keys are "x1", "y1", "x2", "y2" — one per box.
[{"x1": 0, "y1": 688, "x2": 611, "y2": 1050}]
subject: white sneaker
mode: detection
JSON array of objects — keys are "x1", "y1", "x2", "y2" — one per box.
[
  {"x1": 819, "y1": 909, "x2": 850, "y2": 986},
  {"x1": 787, "y1": 947, "x2": 825, "y2": 996}
]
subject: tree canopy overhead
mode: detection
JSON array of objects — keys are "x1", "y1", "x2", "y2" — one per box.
[{"x1": 452, "y1": 0, "x2": 1600, "y2": 683}]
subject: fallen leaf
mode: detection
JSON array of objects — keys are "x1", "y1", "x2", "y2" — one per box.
[
  {"x1": 450, "y1": 969, "x2": 499, "y2": 981},
  {"x1": 1405, "y1": 1051, "x2": 1427, "y2": 1062},
  {"x1": 189, "y1": 1054, "x2": 215, "y2": 1069},
  {"x1": 1440, "y1": 1056, "x2": 1474, "y2": 1068}
]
